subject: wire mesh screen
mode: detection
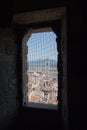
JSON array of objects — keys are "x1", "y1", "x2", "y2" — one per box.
[{"x1": 27, "y1": 30, "x2": 58, "y2": 105}]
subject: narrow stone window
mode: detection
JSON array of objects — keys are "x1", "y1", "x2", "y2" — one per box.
[
  {"x1": 23, "y1": 28, "x2": 59, "y2": 110},
  {"x1": 16, "y1": 7, "x2": 68, "y2": 128}
]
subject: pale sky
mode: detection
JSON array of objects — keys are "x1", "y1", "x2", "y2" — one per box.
[{"x1": 27, "y1": 31, "x2": 58, "y2": 62}]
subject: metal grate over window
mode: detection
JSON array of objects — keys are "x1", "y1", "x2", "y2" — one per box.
[{"x1": 26, "y1": 30, "x2": 58, "y2": 107}]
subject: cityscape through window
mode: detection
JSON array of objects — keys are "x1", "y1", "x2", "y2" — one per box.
[{"x1": 26, "y1": 31, "x2": 58, "y2": 107}]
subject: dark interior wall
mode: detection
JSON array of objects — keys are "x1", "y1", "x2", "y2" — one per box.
[
  {"x1": 0, "y1": 0, "x2": 86, "y2": 130},
  {"x1": 0, "y1": 0, "x2": 12, "y2": 27},
  {"x1": 0, "y1": 28, "x2": 19, "y2": 130},
  {"x1": 13, "y1": 0, "x2": 67, "y2": 14},
  {"x1": 67, "y1": 2, "x2": 86, "y2": 130}
]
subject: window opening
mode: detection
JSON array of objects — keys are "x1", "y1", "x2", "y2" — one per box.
[{"x1": 23, "y1": 29, "x2": 59, "y2": 109}]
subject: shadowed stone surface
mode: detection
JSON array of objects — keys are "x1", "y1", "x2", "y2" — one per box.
[{"x1": 0, "y1": 29, "x2": 19, "y2": 130}]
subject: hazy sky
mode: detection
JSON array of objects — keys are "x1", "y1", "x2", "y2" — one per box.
[{"x1": 27, "y1": 31, "x2": 58, "y2": 62}]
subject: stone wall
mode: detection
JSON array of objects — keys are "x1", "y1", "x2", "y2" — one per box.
[{"x1": 0, "y1": 28, "x2": 18, "y2": 129}]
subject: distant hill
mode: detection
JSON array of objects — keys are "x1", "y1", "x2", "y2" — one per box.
[{"x1": 28, "y1": 59, "x2": 57, "y2": 67}]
